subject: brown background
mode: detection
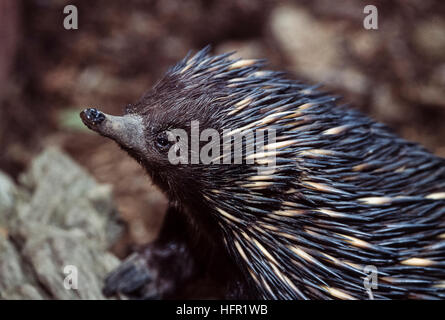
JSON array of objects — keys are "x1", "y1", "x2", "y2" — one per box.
[{"x1": 1, "y1": 0, "x2": 444, "y2": 257}]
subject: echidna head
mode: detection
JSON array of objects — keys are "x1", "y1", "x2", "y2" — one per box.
[{"x1": 80, "y1": 48, "x2": 246, "y2": 204}]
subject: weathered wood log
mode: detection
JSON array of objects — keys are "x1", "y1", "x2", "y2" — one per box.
[{"x1": 0, "y1": 147, "x2": 122, "y2": 299}]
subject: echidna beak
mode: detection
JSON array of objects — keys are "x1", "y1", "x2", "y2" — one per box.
[{"x1": 80, "y1": 108, "x2": 147, "y2": 154}]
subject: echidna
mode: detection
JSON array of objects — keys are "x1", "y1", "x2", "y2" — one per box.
[{"x1": 80, "y1": 46, "x2": 445, "y2": 300}]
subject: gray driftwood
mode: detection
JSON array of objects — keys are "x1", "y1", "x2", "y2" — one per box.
[{"x1": 0, "y1": 147, "x2": 122, "y2": 299}]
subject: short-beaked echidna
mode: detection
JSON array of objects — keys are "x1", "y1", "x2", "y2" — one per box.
[{"x1": 80, "y1": 47, "x2": 445, "y2": 299}]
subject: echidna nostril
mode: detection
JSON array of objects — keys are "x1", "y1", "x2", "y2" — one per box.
[{"x1": 84, "y1": 108, "x2": 105, "y2": 124}]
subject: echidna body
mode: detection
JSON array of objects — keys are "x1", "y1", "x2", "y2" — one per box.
[{"x1": 81, "y1": 47, "x2": 445, "y2": 299}]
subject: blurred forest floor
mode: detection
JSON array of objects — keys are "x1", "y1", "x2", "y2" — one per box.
[{"x1": 1, "y1": 0, "x2": 445, "y2": 258}]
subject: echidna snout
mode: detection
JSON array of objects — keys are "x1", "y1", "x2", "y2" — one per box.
[{"x1": 80, "y1": 108, "x2": 147, "y2": 155}]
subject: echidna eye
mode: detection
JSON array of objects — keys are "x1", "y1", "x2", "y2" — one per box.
[{"x1": 155, "y1": 131, "x2": 171, "y2": 150}]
